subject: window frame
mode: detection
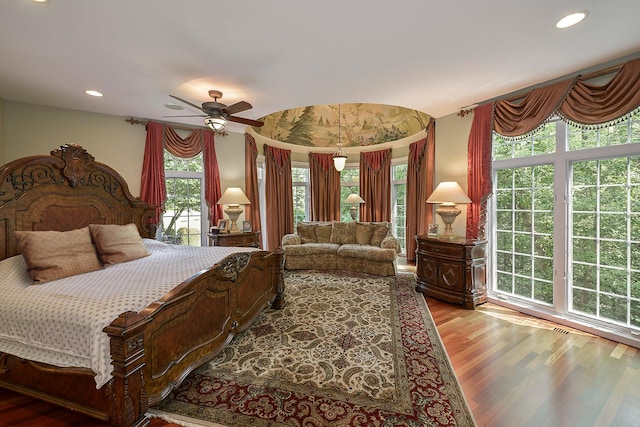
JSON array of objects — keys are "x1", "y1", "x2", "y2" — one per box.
[{"x1": 490, "y1": 115, "x2": 640, "y2": 346}]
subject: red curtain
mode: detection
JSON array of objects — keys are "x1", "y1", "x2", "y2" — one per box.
[
  {"x1": 244, "y1": 134, "x2": 262, "y2": 235},
  {"x1": 264, "y1": 145, "x2": 293, "y2": 250},
  {"x1": 203, "y1": 130, "x2": 223, "y2": 225},
  {"x1": 360, "y1": 149, "x2": 391, "y2": 222},
  {"x1": 406, "y1": 120, "x2": 435, "y2": 261},
  {"x1": 493, "y1": 79, "x2": 574, "y2": 138},
  {"x1": 558, "y1": 58, "x2": 640, "y2": 125},
  {"x1": 140, "y1": 122, "x2": 222, "y2": 228},
  {"x1": 140, "y1": 121, "x2": 165, "y2": 224},
  {"x1": 466, "y1": 103, "x2": 494, "y2": 239},
  {"x1": 309, "y1": 152, "x2": 341, "y2": 221},
  {"x1": 164, "y1": 125, "x2": 203, "y2": 157}
]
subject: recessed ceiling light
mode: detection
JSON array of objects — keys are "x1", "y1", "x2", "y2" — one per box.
[
  {"x1": 32, "y1": 0, "x2": 50, "y2": 3},
  {"x1": 85, "y1": 90, "x2": 103, "y2": 97},
  {"x1": 556, "y1": 11, "x2": 589, "y2": 29}
]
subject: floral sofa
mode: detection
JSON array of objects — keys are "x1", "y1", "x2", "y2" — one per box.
[{"x1": 281, "y1": 221, "x2": 400, "y2": 276}]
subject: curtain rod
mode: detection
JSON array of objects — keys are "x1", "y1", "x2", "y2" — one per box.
[{"x1": 125, "y1": 117, "x2": 228, "y2": 135}]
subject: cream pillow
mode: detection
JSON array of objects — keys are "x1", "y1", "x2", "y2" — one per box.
[
  {"x1": 16, "y1": 227, "x2": 103, "y2": 283},
  {"x1": 355, "y1": 223, "x2": 374, "y2": 245},
  {"x1": 330, "y1": 221, "x2": 356, "y2": 245},
  {"x1": 89, "y1": 223, "x2": 150, "y2": 265},
  {"x1": 315, "y1": 224, "x2": 333, "y2": 243},
  {"x1": 370, "y1": 224, "x2": 390, "y2": 247},
  {"x1": 297, "y1": 224, "x2": 317, "y2": 244}
]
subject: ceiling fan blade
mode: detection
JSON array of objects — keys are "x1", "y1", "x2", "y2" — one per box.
[
  {"x1": 227, "y1": 115, "x2": 264, "y2": 127},
  {"x1": 222, "y1": 101, "x2": 252, "y2": 115},
  {"x1": 163, "y1": 114, "x2": 206, "y2": 117},
  {"x1": 169, "y1": 95, "x2": 207, "y2": 113}
]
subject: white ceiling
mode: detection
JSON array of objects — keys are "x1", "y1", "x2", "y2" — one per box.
[{"x1": 1, "y1": 0, "x2": 640, "y2": 133}]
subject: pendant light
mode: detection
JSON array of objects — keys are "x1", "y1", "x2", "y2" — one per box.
[{"x1": 333, "y1": 104, "x2": 347, "y2": 171}]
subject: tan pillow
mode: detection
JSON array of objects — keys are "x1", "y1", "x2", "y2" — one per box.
[
  {"x1": 89, "y1": 223, "x2": 150, "y2": 265},
  {"x1": 370, "y1": 224, "x2": 390, "y2": 247},
  {"x1": 330, "y1": 221, "x2": 355, "y2": 245},
  {"x1": 315, "y1": 224, "x2": 332, "y2": 243},
  {"x1": 355, "y1": 223, "x2": 374, "y2": 245},
  {"x1": 16, "y1": 227, "x2": 103, "y2": 283},
  {"x1": 297, "y1": 224, "x2": 317, "y2": 244}
]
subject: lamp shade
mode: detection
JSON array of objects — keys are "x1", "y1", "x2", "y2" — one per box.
[
  {"x1": 426, "y1": 182, "x2": 471, "y2": 205},
  {"x1": 204, "y1": 117, "x2": 226, "y2": 131},
  {"x1": 217, "y1": 187, "x2": 251, "y2": 205},
  {"x1": 344, "y1": 193, "x2": 365, "y2": 204},
  {"x1": 333, "y1": 154, "x2": 347, "y2": 171}
]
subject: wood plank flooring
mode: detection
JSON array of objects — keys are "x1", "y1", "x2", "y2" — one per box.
[
  {"x1": 1, "y1": 286, "x2": 639, "y2": 426},
  {"x1": 426, "y1": 297, "x2": 640, "y2": 427}
]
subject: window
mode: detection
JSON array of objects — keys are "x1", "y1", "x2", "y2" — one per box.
[
  {"x1": 163, "y1": 150, "x2": 206, "y2": 246},
  {"x1": 392, "y1": 162, "x2": 407, "y2": 254},
  {"x1": 292, "y1": 166, "x2": 310, "y2": 226},
  {"x1": 491, "y1": 110, "x2": 640, "y2": 343},
  {"x1": 340, "y1": 167, "x2": 360, "y2": 222}
]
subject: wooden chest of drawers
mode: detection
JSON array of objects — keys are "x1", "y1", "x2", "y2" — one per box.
[{"x1": 415, "y1": 235, "x2": 487, "y2": 309}]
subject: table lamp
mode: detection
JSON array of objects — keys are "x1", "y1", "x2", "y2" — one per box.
[
  {"x1": 344, "y1": 193, "x2": 365, "y2": 222},
  {"x1": 217, "y1": 187, "x2": 251, "y2": 233},
  {"x1": 426, "y1": 181, "x2": 471, "y2": 238}
]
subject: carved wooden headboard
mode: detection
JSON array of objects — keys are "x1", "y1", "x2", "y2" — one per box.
[{"x1": 0, "y1": 144, "x2": 157, "y2": 260}]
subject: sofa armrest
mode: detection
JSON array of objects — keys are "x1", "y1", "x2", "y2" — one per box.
[
  {"x1": 282, "y1": 233, "x2": 301, "y2": 246},
  {"x1": 381, "y1": 235, "x2": 401, "y2": 253}
]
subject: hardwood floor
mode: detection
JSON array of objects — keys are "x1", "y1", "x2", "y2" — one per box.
[
  {"x1": 2, "y1": 281, "x2": 639, "y2": 426},
  {"x1": 426, "y1": 297, "x2": 640, "y2": 427}
]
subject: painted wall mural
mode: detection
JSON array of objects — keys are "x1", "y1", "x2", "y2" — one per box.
[{"x1": 254, "y1": 103, "x2": 431, "y2": 148}]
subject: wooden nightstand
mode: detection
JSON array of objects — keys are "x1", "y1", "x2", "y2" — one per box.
[
  {"x1": 207, "y1": 231, "x2": 262, "y2": 248},
  {"x1": 415, "y1": 235, "x2": 487, "y2": 309}
]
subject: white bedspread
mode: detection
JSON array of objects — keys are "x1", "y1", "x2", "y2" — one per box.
[{"x1": 0, "y1": 239, "x2": 256, "y2": 388}]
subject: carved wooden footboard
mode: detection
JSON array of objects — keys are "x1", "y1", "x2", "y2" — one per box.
[{"x1": 0, "y1": 144, "x2": 284, "y2": 426}]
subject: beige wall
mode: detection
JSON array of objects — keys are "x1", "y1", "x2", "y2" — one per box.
[
  {"x1": 433, "y1": 112, "x2": 474, "y2": 237},
  {"x1": 2, "y1": 101, "x2": 244, "y2": 197}
]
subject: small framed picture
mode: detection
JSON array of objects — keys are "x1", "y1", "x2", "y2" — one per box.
[
  {"x1": 428, "y1": 223, "x2": 439, "y2": 237},
  {"x1": 243, "y1": 220, "x2": 252, "y2": 232},
  {"x1": 217, "y1": 219, "x2": 229, "y2": 233}
]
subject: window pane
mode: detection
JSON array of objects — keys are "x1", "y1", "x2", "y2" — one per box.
[
  {"x1": 493, "y1": 162, "x2": 554, "y2": 305},
  {"x1": 292, "y1": 167, "x2": 309, "y2": 226},
  {"x1": 568, "y1": 110, "x2": 639, "y2": 150},
  {"x1": 163, "y1": 177, "x2": 202, "y2": 246},
  {"x1": 569, "y1": 156, "x2": 640, "y2": 328}
]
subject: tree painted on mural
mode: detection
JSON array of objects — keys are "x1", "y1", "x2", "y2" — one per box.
[{"x1": 286, "y1": 106, "x2": 316, "y2": 146}]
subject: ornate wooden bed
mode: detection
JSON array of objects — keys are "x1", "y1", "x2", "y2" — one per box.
[{"x1": 0, "y1": 144, "x2": 284, "y2": 426}]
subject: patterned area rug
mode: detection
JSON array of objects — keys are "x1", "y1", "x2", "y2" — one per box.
[{"x1": 150, "y1": 271, "x2": 475, "y2": 426}]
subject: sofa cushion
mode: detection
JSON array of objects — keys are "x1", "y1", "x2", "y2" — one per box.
[
  {"x1": 330, "y1": 221, "x2": 355, "y2": 244},
  {"x1": 337, "y1": 244, "x2": 397, "y2": 262},
  {"x1": 370, "y1": 223, "x2": 390, "y2": 246},
  {"x1": 355, "y1": 223, "x2": 374, "y2": 245},
  {"x1": 284, "y1": 242, "x2": 340, "y2": 256},
  {"x1": 315, "y1": 224, "x2": 333, "y2": 243},
  {"x1": 297, "y1": 224, "x2": 317, "y2": 243}
]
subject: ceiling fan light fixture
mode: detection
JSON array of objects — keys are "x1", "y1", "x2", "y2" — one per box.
[{"x1": 204, "y1": 117, "x2": 226, "y2": 131}]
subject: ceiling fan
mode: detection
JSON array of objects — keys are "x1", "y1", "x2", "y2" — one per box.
[{"x1": 167, "y1": 90, "x2": 264, "y2": 131}]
